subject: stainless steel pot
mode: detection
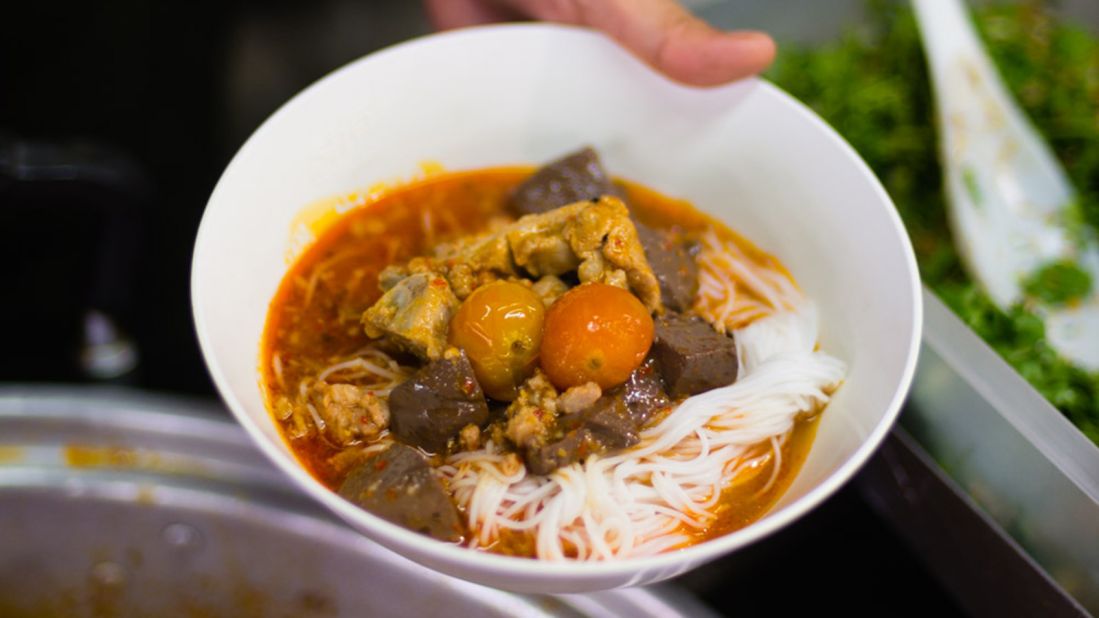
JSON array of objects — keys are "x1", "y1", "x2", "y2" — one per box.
[{"x1": 0, "y1": 386, "x2": 714, "y2": 618}]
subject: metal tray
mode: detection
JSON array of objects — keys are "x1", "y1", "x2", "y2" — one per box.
[
  {"x1": 0, "y1": 387, "x2": 715, "y2": 618},
  {"x1": 906, "y1": 287, "x2": 1099, "y2": 612}
]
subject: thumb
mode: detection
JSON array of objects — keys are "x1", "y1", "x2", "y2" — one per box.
[{"x1": 544, "y1": 0, "x2": 776, "y2": 87}]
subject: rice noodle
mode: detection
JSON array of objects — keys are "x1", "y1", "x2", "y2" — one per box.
[
  {"x1": 440, "y1": 230, "x2": 843, "y2": 560},
  {"x1": 302, "y1": 246, "x2": 377, "y2": 308},
  {"x1": 694, "y1": 230, "x2": 802, "y2": 333},
  {"x1": 313, "y1": 347, "x2": 412, "y2": 393},
  {"x1": 441, "y1": 302, "x2": 845, "y2": 560},
  {"x1": 284, "y1": 222, "x2": 843, "y2": 559},
  {"x1": 291, "y1": 347, "x2": 413, "y2": 436},
  {"x1": 271, "y1": 353, "x2": 284, "y2": 389},
  {"x1": 305, "y1": 401, "x2": 326, "y2": 432},
  {"x1": 757, "y1": 435, "x2": 785, "y2": 496},
  {"x1": 359, "y1": 440, "x2": 395, "y2": 458}
]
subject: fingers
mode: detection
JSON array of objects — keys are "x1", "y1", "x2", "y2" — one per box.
[
  {"x1": 565, "y1": 0, "x2": 776, "y2": 86},
  {"x1": 424, "y1": 0, "x2": 522, "y2": 30},
  {"x1": 422, "y1": 0, "x2": 776, "y2": 86}
]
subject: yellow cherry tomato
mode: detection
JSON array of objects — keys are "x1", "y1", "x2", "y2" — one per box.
[
  {"x1": 540, "y1": 283, "x2": 653, "y2": 390},
  {"x1": 449, "y1": 281, "x2": 545, "y2": 401}
]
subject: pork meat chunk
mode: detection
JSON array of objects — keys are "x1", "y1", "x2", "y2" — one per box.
[
  {"x1": 617, "y1": 357, "x2": 671, "y2": 426},
  {"x1": 338, "y1": 444, "x2": 463, "y2": 542},
  {"x1": 579, "y1": 395, "x2": 640, "y2": 449},
  {"x1": 652, "y1": 313, "x2": 738, "y2": 397},
  {"x1": 311, "y1": 382, "x2": 390, "y2": 446},
  {"x1": 506, "y1": 204, "x2": 581, "y2": 277},
  {"x1": 433, "y1": 229, "x2": 517, "y2": 279},
  {"x1": 361, "y1": 272, "x2": 459, "y2": 361},
  {"x1": 635, "y1": 223, "x2": 699, "y2": 313},
  {"x1": 524, "y1": 395, "x2": 639, "y2": 475},
  {"x1": 557, "y1": 381, "x2": 602, "y2": 414},
  {"x1": 531, "y1": 275, "x2": 569, "y2": 307},
  {"x1": 504, "y1": 370, "x2": 559, "y2": 449},
  {"x1": 525, "y1": 428, "x2": 597, "y2": 476},
  {"x1": 507, "y1": 197, "x2": 662, "y2": 311},
  {"x1": 509, "y1": 147, "x2": 623, "y2": 216},
  {"x1": 388, "y1": 349, "x2": 490, "y2": 453}
]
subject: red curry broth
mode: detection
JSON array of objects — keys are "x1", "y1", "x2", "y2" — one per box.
[{"x1": 261, "y1": 167, "x2": 816, "y2": 549}]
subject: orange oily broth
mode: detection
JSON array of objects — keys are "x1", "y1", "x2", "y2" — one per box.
[
  {"x1": 261, "y1": 167, "x2": 817, "y2": 551},
  {"x1": 620, "y1": 181, "x2": 794, "y2": 279},
  {"x1": 690, "y1": 415, "x2": 820, "y2": 544}
]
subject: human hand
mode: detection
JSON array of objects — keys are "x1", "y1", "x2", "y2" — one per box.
[{"x1": 423, "y1": 0, "x2": 776, "y2": 87}]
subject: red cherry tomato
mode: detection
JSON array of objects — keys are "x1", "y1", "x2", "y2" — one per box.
[
  {"x1": 449, "y1": 281, "x2": 545, "y2": 401},
  {"x1": 540, "y1": 283, "x2": 653, "y2": 390}
]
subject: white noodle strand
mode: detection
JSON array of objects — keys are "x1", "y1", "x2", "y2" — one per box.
[{"x1": 441, "y1": 301, "x2": 845, "y2": 560}]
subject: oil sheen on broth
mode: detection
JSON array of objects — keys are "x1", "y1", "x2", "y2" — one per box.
[{"x1": 262, "y1": 165, "x2": 826, "y2": 558}]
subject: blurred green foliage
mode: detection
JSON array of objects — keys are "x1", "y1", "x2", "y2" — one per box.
[
  {"x1": 1022, "y1": 259, "x2": 1092, "y2": 305},
  {"x1": 770, "y1": 0, "x2": 1099, "y2": 442}
]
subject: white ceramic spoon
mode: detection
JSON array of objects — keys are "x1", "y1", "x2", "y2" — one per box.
[{"x1": 912, "y1": 0, "x2": 1099, "y2": 370}]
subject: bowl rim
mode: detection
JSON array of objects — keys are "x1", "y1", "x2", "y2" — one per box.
[{"x1": 192, "y1": 22, "x2": 923, "y2": 580}]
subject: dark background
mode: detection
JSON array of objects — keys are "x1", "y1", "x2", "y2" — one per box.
[
  {"x1": 15, "y1": 1, "x2": 1073, "y2": 614},
  {"x1": 1, "y1": 0, "x2": 428, "y2": 392}
]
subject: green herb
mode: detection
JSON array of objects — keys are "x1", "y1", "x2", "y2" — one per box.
[
  {"x1": 1022, "y1": 259, "x2": 1093, "y2": 306},
  {"x1": 937, "y1": 283, "x2": 1099, "y2": 442},
  {"x1": 770, "y1": 0, "x2": 1099, "y2": 444},
  {"x1": 961, "y1": 166, "x2": 982, "y2": 208},
  {"x1": 1058, "y1": 197, "x2": 1091, "y2": 252}
]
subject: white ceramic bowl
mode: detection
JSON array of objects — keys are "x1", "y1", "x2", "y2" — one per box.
[{"x1": 193, "y1": 23, "x2": 921, "y2": 593}]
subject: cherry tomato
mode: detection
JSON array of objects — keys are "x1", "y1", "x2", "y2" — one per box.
[
  {"x1": 449, "y1": 281, "x2": 545, "y2": 401},
  {"x1": 540, "y1": 283, "x2": 653, "y2": 390}
]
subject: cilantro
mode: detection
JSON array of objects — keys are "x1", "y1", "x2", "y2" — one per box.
[
  {"x1": 962, "y1": 166, "x2": 982, "y2": 208},
  {"x1": 1022, "y1": 259, "x2": 1093, "y2": 306},
  {"x1": 770, "y1": 0, "x2": 1099, "y2": 443}
]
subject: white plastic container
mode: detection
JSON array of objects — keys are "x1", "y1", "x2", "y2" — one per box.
[{"x1": 908, "y1": 289, "x2": 1099, "y2": 611}]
